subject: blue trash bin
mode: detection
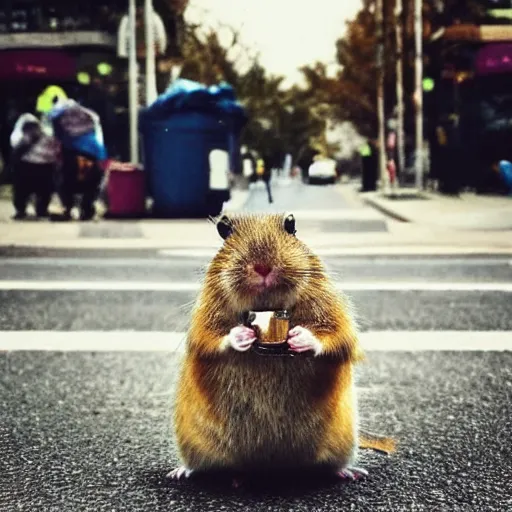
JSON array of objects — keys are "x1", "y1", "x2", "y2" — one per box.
[
  {"x1": 139, "y1": 79, "x2": 247, "y2": 218},
  {"x1": 141, "y1": 112, "x2": 233, "y2": 217}
]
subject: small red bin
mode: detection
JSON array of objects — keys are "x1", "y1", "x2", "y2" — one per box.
[{"x1": 106, "y1": 165, "x2": 146, "y2": 217}]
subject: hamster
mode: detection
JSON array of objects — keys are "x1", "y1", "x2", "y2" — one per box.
[{"x1": 170, "y1": 213, "x2": 370, "y2": 482}]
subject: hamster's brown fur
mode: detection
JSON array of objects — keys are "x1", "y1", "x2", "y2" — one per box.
[{"x1": 173, "y1": 213, "x2": 376, "y2": 476}]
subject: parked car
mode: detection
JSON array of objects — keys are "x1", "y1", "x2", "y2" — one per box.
[{"x1": 307, "y1": 157, "x2": 337, "y2": 184}]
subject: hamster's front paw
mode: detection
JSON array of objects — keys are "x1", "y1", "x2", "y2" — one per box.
[
  {"x1": 287, "y1": 326, "x2": 323, "y2": 355},
  {"x1": 225, "y1": 325, "x2": 257, "y2": 352}
]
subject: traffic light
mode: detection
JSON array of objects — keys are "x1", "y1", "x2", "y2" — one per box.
[
  {"x1": 97, "y1": 62, "x2": 113, "y2": 76},
  {"x1": 423, "y1": 77, "x2": 435, "y2": 92},
  {"x1": 77, "y1": 72, "x2": 91, "y2": 85}
]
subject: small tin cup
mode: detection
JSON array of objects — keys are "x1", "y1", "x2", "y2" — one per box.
[{"x1": 243, "y1": 310, "x2": 291, "y2": 356}]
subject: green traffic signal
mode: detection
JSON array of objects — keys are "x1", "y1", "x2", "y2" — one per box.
[
  {"x1": 97, "y1": 62, "x2": 113, "y2": 76},
  {"x1": 423, "y1": 77, "x2": 435, "y2": 92},
  {"x1": 77, "y1": 72, "x2": 91, "y2": 85}
]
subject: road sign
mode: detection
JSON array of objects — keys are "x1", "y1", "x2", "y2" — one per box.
[{"x1": 117, "y1": 10, "x2": 167, "y2": 59}]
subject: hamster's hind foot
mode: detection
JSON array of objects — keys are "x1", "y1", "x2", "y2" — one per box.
[
  {"x1": 232, "y1": 477, "x2": 243, "y2": 489},
  {"x1": 336, "y1": 467, "x2": 368, "y2": 481},
  {"x1": 167, "y1": 466, "x2": 194, "y2": 481}
]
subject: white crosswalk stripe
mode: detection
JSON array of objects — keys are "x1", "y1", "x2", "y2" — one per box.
[
  {"x1": 1, "y1": 280, "x2": 512, "y2": 292},
  {"x1": 0, "y1": 330, "x2": 510, "y2": 352}
]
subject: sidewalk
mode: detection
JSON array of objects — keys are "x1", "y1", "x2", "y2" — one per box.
[
  {"x1": 0, "y1": 185, "x2": 249, "y2": 222},
  {"x1": 362, "y1": 187, "x2": 512, "y2": 231},
  {"x1": 1, "y1": 183, "x2": 512, "y2": 253}
]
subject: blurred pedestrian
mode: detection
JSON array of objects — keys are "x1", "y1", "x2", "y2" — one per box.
[
  {"x1": 282, "y1": 153, "x2": 292, "y2": 178},
  {"x1": 48, "y1": 99, "x2": 107, "y2": 221},
  {"x1": 1, "y1": 100, "x2": 21, "y2": 181},
  {"x1": 493, "y1": 160, "x2": 512, "y2": 196},
  {"x1": 10, "y1": 113, "x2": 61, "y2": 220},
  {"x1": 257, "y1": 157, "x2": 273, "y2": 204},
  {"x1": 241, "y1": 146, "x2": 256, "y2": 180}
]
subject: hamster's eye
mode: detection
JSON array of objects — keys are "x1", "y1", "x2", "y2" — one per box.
[
  {"x1": 217, "y1": 215, "x2": 233, "y2": 240},
  {"x1": 283, "y1": 214, "x2": 296, "y2": 236}
]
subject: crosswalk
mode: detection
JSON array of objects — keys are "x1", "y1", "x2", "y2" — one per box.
[
  {"x1": 1, "y1": 251, "x2": 511, "y2": 351},
  {"x1": 1, "y1": 247, "x2": 511, "y2": 510}
]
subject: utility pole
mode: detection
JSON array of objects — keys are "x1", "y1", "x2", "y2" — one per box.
[
  {"x1": 128, "y1": 0, "x2": 139, "y2": 164},
  {"x1": 395, "y1": 0, "x2": 405, "y2": 189},
  {"x1": 376, "y1": 0, "x2": 388, "y2": 193},
  {"x1": 414, "y1": 0, "x2": 423, "y2": 190},
  {"x1": 144, "y1": 0, "x2": 158, "y2": 106}
]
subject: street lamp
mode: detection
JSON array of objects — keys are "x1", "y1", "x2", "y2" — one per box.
[
  {"x1": 128, "y1": 0, "x2": 139, "y2": 164},
  {"x1": 375, "y1": 0, "x2": 388, "y2": 193},
  {"x1": 414, "y1": 0, "x2": 424, "y2": 191},
  {"x1": 118, "y1": 1, "x2": 170, "y2": 163}
]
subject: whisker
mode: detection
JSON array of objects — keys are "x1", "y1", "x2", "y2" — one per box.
[{"x1": 178, "y1": 299, "x2": 197, "y2": 312}]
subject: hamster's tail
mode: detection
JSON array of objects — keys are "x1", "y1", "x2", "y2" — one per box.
[{"x1": 358, "y1": 430, "x2": 397, "y2": 455}]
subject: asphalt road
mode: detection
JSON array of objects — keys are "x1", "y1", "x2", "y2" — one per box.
[
  {"x1": 0, "y1": 182, "x2": 511, "y2": 511},
  {"x1": 244, "y1": 179, "x2": 351, "y2": 212},
  {"x1": 1, "y1": 254, "x2": 511, "y2": 332},
  {"x1": 2, "y1": 351, "x2": 510, "y2": 512},
  {"x1": 2, "y1": 287, "x2": 512, "y2": 332}
]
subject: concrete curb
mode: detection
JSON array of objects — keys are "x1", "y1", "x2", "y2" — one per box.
[{"x1": 362, "y1": 190, "x2": 512, "y2": 230}]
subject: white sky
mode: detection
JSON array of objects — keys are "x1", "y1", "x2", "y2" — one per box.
[{"x1": 185, "y1": 0, "x2": 363, "y2": 87}]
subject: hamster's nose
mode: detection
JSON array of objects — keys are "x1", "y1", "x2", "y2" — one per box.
[{"x1": 253, "y1": 263, "x2": 272, "y2": 277}]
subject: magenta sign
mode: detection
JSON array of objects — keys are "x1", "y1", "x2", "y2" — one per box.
[
  {"x1": 475, "y1": 44, "x2": 512, "y2": 75},
  {"x1": 0, "y1": 50, "x2": 76, "y2": 80}
]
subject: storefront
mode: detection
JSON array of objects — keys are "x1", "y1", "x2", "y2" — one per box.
[{"x1": 426, "y1": 25, "x2": 512, "y2": 194}]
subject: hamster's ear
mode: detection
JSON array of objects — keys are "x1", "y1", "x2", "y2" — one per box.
[
  {"x1": 283, "y1": 213, "x2": 296, "y2": 236},
  {"x1": 217, "y1": 215, "x2": 233, "y2": 240}
]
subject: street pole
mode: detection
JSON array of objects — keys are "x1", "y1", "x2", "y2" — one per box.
[
  {"x1": 144, "y1": 0, "x2": 158, "y2": 106},
  {"x1": 376, "y1": 0, "x2": 388, "y2": 193},
  {"x1": 395, "y1": 0, "x2": 405, "y2": 189},
  {"x1": 414, "y1": 0, "x2": 423, "y2": 190},
  {"x1": 128, "y1": 0, "x2": 139, "y2": 164}
]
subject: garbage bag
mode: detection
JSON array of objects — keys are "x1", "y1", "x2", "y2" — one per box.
[
  {"x1": 47, "y1": 99, "x2": 107, "y2": 161},
  {"x1": 139, "y1": 79, "x2": 247, "y2": 132}
]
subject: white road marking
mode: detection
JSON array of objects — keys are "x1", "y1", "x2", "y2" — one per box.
[
  {"x1": 280, "y1": 209, "x2": 386, "y2": 221},
  {"x1": 158, "y1": 247, "x2": 512, "y2": 258},
  {"x1": 1, "y1": 256, "x2": 509, "y2": 267},
  {"x1": 0, "y1": 281, "x2": 201, "y2": 291},
  {"x1": 0, "y1": 280, "x2": 512, "y2": 292},
  {"x1": 0, "y1": 258, "x2": 206, "y2": 267},
  {"x1": 0, "y1": 331, "x2": 509, "y2": 352}
]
